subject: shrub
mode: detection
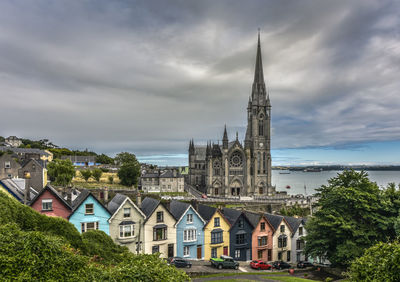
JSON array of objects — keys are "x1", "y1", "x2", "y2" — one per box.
[{"x1": 80, "y1": 169, "x2": 92, "y2": 182}]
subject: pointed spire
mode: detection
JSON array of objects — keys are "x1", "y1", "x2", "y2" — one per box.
[
  {"x1": 223, "y1": 124, "x2": 228, "y2": 141},
  {"x1": 236, "y1": 131, "x2": 239, "y2": 141},
  {"x1": 223, "y1": 125, "x2": 228, "y2": 149},
  {"x1": 254, "y1": 29, "x2": 264, "y2": 84}
]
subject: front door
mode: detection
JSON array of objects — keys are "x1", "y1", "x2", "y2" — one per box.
[
  {"x1": 168, "y1": 244, "x2": 174, "y2": 258},
  {"x1": 197, "y1": 246, "x2": 202, "y2": 259},
  {"x1": 246, "y1": 249, "x2": 250, "y2": 261},
  {"x1": 223, "y1": 246, "x2": 228, "y2": 256},
  {"x1": 267, "y1": 249, "x2": 272, "y2": 261}
]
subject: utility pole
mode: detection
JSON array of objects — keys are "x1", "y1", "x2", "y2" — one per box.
[
  {"x1": 24, "y1": 172, "x2": 31, "y2": 205},
  {"x1": 136, "y1": 219, "x2": 142, "y2": 255}
]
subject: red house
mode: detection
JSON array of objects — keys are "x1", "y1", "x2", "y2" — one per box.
[{"x1": 29, "y1": 185, "x2": 72, "y2": 219}]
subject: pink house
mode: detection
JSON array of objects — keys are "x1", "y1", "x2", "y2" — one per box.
[
  {"x1": 246, "y1": 211, "x2": 275, "y2": 261},
  {"x1": 29, "y1": 185, "x2": 72, "y2": 219}
]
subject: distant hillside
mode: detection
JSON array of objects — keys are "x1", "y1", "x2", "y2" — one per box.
[{"x1": 0, "y1": 192, "x2": 188, "y2": 281}]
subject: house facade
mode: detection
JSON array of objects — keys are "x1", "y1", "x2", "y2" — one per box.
[
  {"x1": 246, "y1": 212, "x2": 274, "y2": 262},
  {"x1": 201, "y1": 208, "x2": 231, "y2": 260},
  {"x1": 18, "y1": 159, "x2": 47, "y2": 191},
  {"x1": 141, "y1": 197, "x2": 177, "y2": 258},
  {"x1": 0, "y1": 152, "x2": 21, "y2": 179},
  {"x1": 69, "y1": 190, "x2": 111, "y2": 235},
  {"x1": 140, "y1": 169, "x2": 184, "y2": 193},
  {"x1": 285, "y1": 217, "x2": 307, "y2": 262},
  {"x1": 29, "y1": 185, "x2": 71, "y2": 219},
  {"x1": 265, "y1": 213, "x2": 293, "y2": 262},
  {"x1": 170, "y1": 200, "x2": 205, "y2": 260},
  {"x1": 108, "y1": 193, "x2": 146, "y2": 253}
]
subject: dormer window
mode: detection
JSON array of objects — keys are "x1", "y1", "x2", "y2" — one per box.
[{"x1": 4, "y1": 161, "x2": 11, "y2": 169}]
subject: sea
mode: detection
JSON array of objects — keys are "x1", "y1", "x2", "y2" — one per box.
[{"x1": 272, "y1": 170, "x2": 400, "y2": 195}]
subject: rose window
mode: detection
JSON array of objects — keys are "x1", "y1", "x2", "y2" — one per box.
[{"x1": 229, "y1": 152, "x2": 243, "y2": 167}]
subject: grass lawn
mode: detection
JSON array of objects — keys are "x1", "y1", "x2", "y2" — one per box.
[{"x1": 194, "y1": 272, "x2": 314, "y2": 282}]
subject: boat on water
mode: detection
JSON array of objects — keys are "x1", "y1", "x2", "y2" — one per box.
[
  {"x1": 286, "y1": 185, "x2": 291, "y2": 189},
  {"x1": 303, "y1": 168, "x2": 323, "y2": 172},
  {"x1": 279, "y1": 170, "x2": 291, "y2": 174}
]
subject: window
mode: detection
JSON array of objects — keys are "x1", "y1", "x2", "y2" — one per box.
[
  {"x1": 85, "y1": 204, "x2": 94, "y2": 214},
  {"x1": 278, "y1": 236, "x2": 287, "y2": 248},
  {"x1": 152, "y1": 245, "x2": 159, "y2": 254},
  {"x1": 235, "y1": 249, "x2": 241, "y2": 258},
  {"x1": 280, "y1": 225, "x2": 285, "y2": 233},
  {"x1": 296, "y1": 239, "x2": 304, "y2": 250},
  {"x1": 299, "y1": 227, "x2": 303, "y2": 236},
  {"x1": 168, "y1": 185, "x2": 171, "y2": 189},
  {"x1": 183, "y1": 246, "x2": 190, "y2": 256},
  {"x1": 81, "y1": 222, "x2": 99, "y2": 233},
  {"x1": 296, "y1": 252, "x2": 301, "y2": 262},
  {"x1": 153, "y1": 227, "x2": 167, "y2": 241},
  {"x1": 156, "y1": 211, "x2": 164, "y2": 223},
  {"x1": 260, "y1": 222, "x2": 265, "y2": 231},
  {"x1": 214, "y1": 217, "x2": 220, "y2": 227},
  {"x1": 4, "y1": 161, "x2": 11, "y2": 169},
  {"x1": 42, "y1": 199, "x2": 53, "y2": 211},
  {"x1": 258, "y1": 236, "x2": 267, "y2": 246},
  {"x1": 258, "y1": 250, "x2": 263, "y2": 259},
  {"x1": 187, "y1": 214, "x2": 193, "y2": 223},
  {"x1": 236, "y1": 234, "x2": 245, "y2": 245},
  {"x1": 278, "y1": 252, "x2": 282, "y2": 260},
  {"x1": 238, "y1": 219, "x2": 244, "y2": 228},
  {"x1": 183, "y1": 229, "x2": 197, "y2": 242},
  {"x1": 123, "y1": 208, "x2": 131, "y2": 218},
  {"x1": 119, "y1": 225, "x2": 134, "y2": 238},
  {"x1": 211, "y1": 231, "x2": 223, "y2": 244},
  {"x1": 287, "y1": 251, "x2": 291, "y2": 262},
  {"x1": 211, "y1": 248, "x2": 217, "y2": 258},
  {"x1": 214, "y1": 168, "x2": 220, "y2": 175}
]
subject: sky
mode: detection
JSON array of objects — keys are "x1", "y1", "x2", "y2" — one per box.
[{"x1": 0, "y1": 0, "x2": 399, "y2": 166}]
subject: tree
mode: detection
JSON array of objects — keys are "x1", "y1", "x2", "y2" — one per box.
[
  {"x1": 47, "y1": 159, "x2": 75, "y2": 187},
  {"x1": 304, "y1": 170, "x2": 399, "y2": 267},
  {"x1": 95, "y1": 153, "x2": 114, "y2": 164},
  {"x1": 115, "y1": 152, "x2": 138, "y2": 165},
  {"x1": 80, "y1": 170, "x2": 92, "y2": 182},
  {"x1": 279, "y1": 203, "x2": 310, "y2": 217},
  {"x1": 118, "y1": 162, "x2": 140, "y2": 187},
  {"x1": 348, "y1": 241, "x2": 400, "y2": 281},
  {"x1": 91, "y1": 169, "x2": 103, "y2": 183},
  {"x1": 108, "y1": 175, "x2": 114, "y2": 184}
]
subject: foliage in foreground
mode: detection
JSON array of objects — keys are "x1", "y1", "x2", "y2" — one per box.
[
  {"x1": 47, "y1": 159, "x2": 76, "y2": 186},
  {"x1": 0, "y1": 192, "x2": 189, "y2": 281},
  {"x1": 348, "y1": 241, "x2": 400, "y2": 282},
  {"x1": 304, "y1": 170, "x2": 400, "y2": 267}
]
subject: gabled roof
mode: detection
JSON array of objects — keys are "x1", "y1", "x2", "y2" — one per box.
[
  {"x1": 284, "y1": 216, "x2": 302, "y2": 236},
  {"x1": 203, "y1": 209, "x2": 232, "y2": 229},
  {"x1": 264, "y1": 213, "x2": 294, "y2": 234},
  {"x1": 20, "y1": 158, "x2": 46, "y2": 169},
  {"x1": 140, "y1": 197, "x2": 160, "y2": 218},
  {"x1": 29, "y1": 185, "x2": 71, "y2": 210},
  {"x1": 243, "y1": 211, "x2": 262, "y2": 228},
  {"x1": 69, "y1": 189, "x2": 111, "y2": 219},
  {"x1": 222, "y1": 207, "x2": 242, "y2": 226},
  {"x1": 0, "y1": 178, "x2": 38, "y2": 203},
  {"x1": 170, "y1": 200, "x2": 206, "y2": 227},
  {"x1": 197, "y1": 204, "x2": 217, "y2": 222},
  {"x1": 108, "y1": 193, "x2": 146, "y2": 223}
]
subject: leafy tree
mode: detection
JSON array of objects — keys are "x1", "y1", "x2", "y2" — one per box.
[
  {"x1": 95, "y1": 153, "x2": 114, "y2": 164},
  {"x1": 279, "y1": 203, "x2": 310, "y2": 217},
  {"x1": 115, "y1": 152, "x2": 138, "y2": 165},
  {"x1": 118, "y1": 162, "x2": 140, "y2": 187},
  {"x1": 91, "y1": 168, "x2": 103, "y2": 183},
  {"x1": 348, "y1": 241, "x2": 400, "y2": 281},
  {"x1": 80, "y1": 170, "x2": 92, "y2": 182},
  {"x1": 304, "y1": 170, "x2": 399, "y2": 267},
  {"x1": 47, "y1": 159, "x2": 75, "y2": 187},
  {"x1": 0, "y1": 136, "x2": 4, "y2": 142},
  {"x1": 108, "y1": 175, "x2": 114, "y2": 184}
]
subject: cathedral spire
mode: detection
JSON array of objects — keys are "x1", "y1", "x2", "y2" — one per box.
[
  {"x1": 223, "y1": 125, "x2": 228, "y2": 149},
  {"x1": 253, "y1": 30, "x2": 264, "y2": 85}
]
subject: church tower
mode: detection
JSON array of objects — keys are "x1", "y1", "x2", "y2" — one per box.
[{"x1": 245, "y1": 31, "x2": 272, "y2": 195}]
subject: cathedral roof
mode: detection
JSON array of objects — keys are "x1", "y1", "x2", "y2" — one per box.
[{"x1": 193, "y1": 146, "x2": 207, "y2": 161}]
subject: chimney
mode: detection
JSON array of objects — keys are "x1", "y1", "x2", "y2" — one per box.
[
  {"x1": 164, "y1": 200, "x2": 171, "y2": 211},
  {"x1": 136, "y1": 192, "x2": 142, "y2": 208},
  {"x1": 173, "y1": 169, "x2": 177, "y2": 178},
  {"x1": 24, "y1": 172, "x2": 31, "y2": 205},
  {"x1": 104, "y1": 187, "x2": 109, "y2": 203},
  {"x1": 190, "y1": 199, "x2": 199, "y2": 211}
]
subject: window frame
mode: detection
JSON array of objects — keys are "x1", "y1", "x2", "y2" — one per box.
[
  {"x1": 41, "y1": 199, "x2": 53, "y2": 211},
  {"x1": 81, "y1": 221, "x2": 99, "y2": 233},
  {"x1": 183, "y1": 246, "x2": 190, "y2": 257},
  {"x1": 123, "y1": 207, "x2": 131, "y2": 218},
  {"x1": 85, "y1": 203, "x2": 94, "y2": 215},
  {"x1": 187, "y1": 213, "x2": 193, "y2": 224},
  {"x1": 156, "y1": 211, "x2": 164, "y2": 223},
  {"x1": 214, "y1": 217, "x2": 220, "y2": 227},
  {"x1": 260, "y1": 222, "x2": 265, "y2": 231},
  {"x1": 119, "y1": 224, "x2": 134, "y2": 238},
  {"x1": 211, "y1": 231, "x2": 223, "y2": 244}
]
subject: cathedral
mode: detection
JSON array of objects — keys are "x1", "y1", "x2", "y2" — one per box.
[{"x1": 188, "y1": 33, "x2": 275, "y2": 197}]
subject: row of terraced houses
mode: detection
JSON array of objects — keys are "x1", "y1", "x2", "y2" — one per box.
[{"x1": 3, "y1": 184, "x2": 307, "y2": 263}]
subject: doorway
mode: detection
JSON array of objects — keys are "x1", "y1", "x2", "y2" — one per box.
[
  {"x1": 223, "y1": 246, "x2": 228, "y2": 256},
  {"x1": 168, "y1": 244, "x2": 174, "y2": 258},
  {"x1": 197, "y1": 246, "x2": 202, "y2": 259}
]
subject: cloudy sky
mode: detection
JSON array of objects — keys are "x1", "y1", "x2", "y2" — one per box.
[{"x1": 1, "y1": 0, "x2": 399, "y2": 166}]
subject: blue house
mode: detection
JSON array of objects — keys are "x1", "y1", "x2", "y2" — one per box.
[
  {"x1": 223, "y1": 207, "x2": 255, "y2": 261},
  {"x1": 169, "y1": 200, "x2": 206, "y2": 260},
  {"x1": 68, "y1": 190, "x2": 111, "y2": 235}
]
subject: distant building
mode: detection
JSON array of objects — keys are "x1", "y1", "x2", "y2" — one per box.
[
  {"x1": 61, "y1": 155, "x2": 98, "y2": 166},
  {"x1": 0, "y1": 146, "x2": 53, "y2": 162},
  {"x1": 141, "y1": 169, "x2": 184, "y2": 193},
  {"x1": 188, "y1": 34, "x2": 274, "y2": 197},
  {"x1": 4, "y1": 136, "x2": 22, "y2": 147},
  {"x1": 0, "y1": 152, "x2": 21, "y2": 179},
  {"x1": 18, "y1": 159, "x2": 47, "y2": 191}
]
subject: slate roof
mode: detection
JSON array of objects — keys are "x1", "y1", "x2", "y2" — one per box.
[
  {"x1": 264, "y1": 213, "x2": 284, "y2": 231},
  {"x1": 0, "y1": 178, "x2": 38, "y2": 203},
  {"x1": 284, "y1": 216, "x2": 302, "y2": 234},
  {"x1": 197, "y1": 204, "x2": 216, "y2": 222},
  {"x1": 243, "y1": 211, "x2": 262, "y2": 228},
  {"x1": 141, "y1": 172, "x2": 159, "y2": 178},
  {"x1": 160, "y1": 170, "x2": 181, "y2": 178},
  {"x1": 0, "y1": 146, "x2": 51, "y2": 156},
  {"x1": 140, "y1": 197, "x2": 160, "y2": 218},
  {"x1": 222, "y1": 207, "x2": 242, "y2": 226},
  {"x1": 20, "y1": 158, "x2": 46, "y2": 169},
  {"x1": 29, "y1": 185, "x2": 71, "y2": 209},
  {"x1": 107, "y1": 193, "x2": 128, "y2": 215},
  {"x1": 71, "y1": 189, "x2": 91, "y2": 211},
  {"x1": 169, "y1": 200, "x2": 190, "y2": 221}
]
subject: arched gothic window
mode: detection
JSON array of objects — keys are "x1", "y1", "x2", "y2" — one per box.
[
  {"x1": 263, "y1": 152, "x2": 266, "y2": 173},
  {"x1": 257, "y1": 152, "x2": 261, "y2": 174}
]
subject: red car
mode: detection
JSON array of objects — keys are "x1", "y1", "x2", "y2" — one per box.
[{"x1": 250, "y1": 260, "x2": 272, "y2": 270}]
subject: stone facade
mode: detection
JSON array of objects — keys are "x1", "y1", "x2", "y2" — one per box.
[
  {"x1": 188, "y1": 34, "x2": 274, "y2": 197},
  {"x1": 0, "y1": 153, "x2": 21, "y2": 179},
  {"x1": 141, "y1": 169, "x2": 184, "y2": 193},
  {"x1": 5, "y1": 136, "x2": 22, "y2": 147}
]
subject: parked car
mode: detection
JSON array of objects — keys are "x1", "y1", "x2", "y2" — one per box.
[
  {"x1": 297, "y1": 261, "x2": 314, "y2": 269},
  {"x1": 271, "y1": 261, "x2": 291, "y2": 270},
  {"x1": 250, "y1": 260, "x2": 272, "y2": 270},
  {"x1": 201, "y1": 194, "x2": 207, "y2": 199},
  {"x1": 210, "y1": 255, "x2": 239, "y2": 270},
  {"x1": 168, "y1": 257, "x2": 192, "y2": 268}
]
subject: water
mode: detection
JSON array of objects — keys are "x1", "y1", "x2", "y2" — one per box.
[{"x1": 272, "y1": 170, "x2": 400, "y2": 195}]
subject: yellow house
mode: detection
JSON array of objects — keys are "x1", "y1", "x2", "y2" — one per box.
[{"x1": 199, "y1": 204, "x2": 231, "y2": 260}]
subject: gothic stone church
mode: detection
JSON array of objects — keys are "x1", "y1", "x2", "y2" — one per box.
[{"x1": 188, "y1": 34, "x2": 275, "y2": 197}]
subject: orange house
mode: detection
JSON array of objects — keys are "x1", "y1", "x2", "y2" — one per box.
[{"x1": 245, "y1": 211, "x2": 275, "y2": 262}]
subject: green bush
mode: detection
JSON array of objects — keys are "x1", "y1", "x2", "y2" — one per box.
[
  {"x1": 92, "y1": 168, "x2": 103, "y2": 182},
  {"x1": 80, "y1": 169, "x2": 92, "y2": 182}
]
